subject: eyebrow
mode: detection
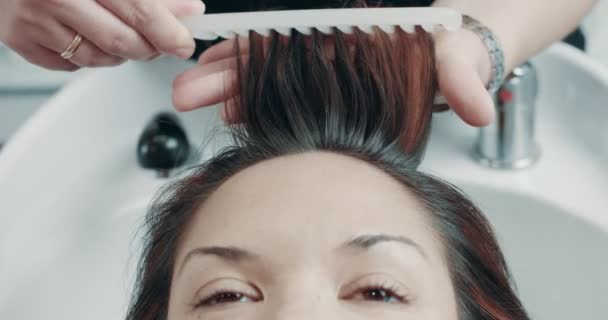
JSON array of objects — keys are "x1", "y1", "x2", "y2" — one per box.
[
  {"x1": 178, "y1": 246, "x2": 258, "y2": 275},
  {"x1": 339, "y1": 234, "x2": 429, "y2": 260},
  {"x1": 177, "y1": 234, "x2": 428, "y2": 276}
]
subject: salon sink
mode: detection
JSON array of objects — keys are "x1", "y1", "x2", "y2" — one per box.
[
  {"x1": 0, "y1": 47, "x2": 82, "y2": 153},
  {"x1": 455, "y1": 185, "x2": 607, "y2": 319},
  {"x1": 0, "y1": 43, "x2": 606, "y2": 319},
  {"x1": 421, "y1": 44, "x2": 608, "y2": 318}
]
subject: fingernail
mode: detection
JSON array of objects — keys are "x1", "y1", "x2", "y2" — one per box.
[
  {"x1": 220, "y1": 104, "x2": 228, "y2": 120},
  {"x1": 198, "y1": 52, "x2": 210, "y2": 64},
  {"x1": 176, "y1": 46, "x2": 195, "y2": 59},
  {"x1": 188, "y1": 0, "x2": 206, "y2": 15}
]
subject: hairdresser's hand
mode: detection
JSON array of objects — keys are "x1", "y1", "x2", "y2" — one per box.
[
  {"x1": 173, "y1": 29, "x2": 496, "y2": 127},
  {"x1": 0, "y1": 0, "x2": 204, "y2": 71},
  {"x1": 173, "y1": 37, "x2": 246, "y2": 120},
  {"x1": 433, "y1": 29, "x2": 495, "y2": 126}
]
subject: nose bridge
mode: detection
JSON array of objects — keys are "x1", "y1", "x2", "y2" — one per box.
[
  {"x1": 265, "y1": 270, "x2": 334, "y2": 320},
  {"x1": 271, "y1": 294, "x2": 323, "y2": 320}
]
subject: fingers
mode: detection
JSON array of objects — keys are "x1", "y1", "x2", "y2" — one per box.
[
  {"x1": 437, "y1": 58, "x2": 495, "y2": 127},
  {"x1": 12, "y1": 41, "x2": 80, "y2": 72},
  {"x1": 173, "y1": 68, "x2": 237, "y2": 111},
  {"x1": 173, "y1": 37, "x2": 248, "y2": 113},
  {"x1": 54, "y1": 0, "x2": 158, "y2": 60},
  {"x1": 1, "y1": 0, "x2": 202, "y2": 71},
  {"x1": 199, "y1": 38, "x2": 250, "y2": 64},
  {"x1": 220, "y1": 98, "x2": 240, "y2": 123},
  {"x1": 164, "y1": 0, "x2": 207, "y2": 17},
  {"x1": 2, "y1": 16, "x2": 78, "y2": 71},
  {"x1": 36, "y1": 20, "x2": 124, "y2": 67},
  {"x1": 97, "y1": 0, "x2": 203, "y2": 59},
  {"x1": 433, "y1": 28, "x2": 496, "y2": 126},
  {"x1": 173, "y1": 54, "x2": 246, "y2": 111},
  {"x1": 186, "y1": 54, "x2": 247, "y2": 83}
]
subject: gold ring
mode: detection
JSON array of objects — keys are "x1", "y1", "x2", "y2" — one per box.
[{"x1": 60, "y1": 34, "x2": 83, "y2": 60}]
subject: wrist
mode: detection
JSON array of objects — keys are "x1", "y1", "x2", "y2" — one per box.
[
  {"x1": 433, "y1": 0, "x2": 519, "y2": 89},
  {"x1": 433, "y1": 28, "x2": 492, "y2": 87},
  {"x1": 460, "y1": 28, "x2": 493, "y2": 87}
]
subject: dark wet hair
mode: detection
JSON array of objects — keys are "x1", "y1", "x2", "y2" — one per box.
[{"x1": 127, "y1": 2, "x2": 530, "y2": 320}]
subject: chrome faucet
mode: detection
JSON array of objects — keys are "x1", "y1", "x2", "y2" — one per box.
[{"x1": 472, "y1": 62, "x2": 541, "y2": 169}]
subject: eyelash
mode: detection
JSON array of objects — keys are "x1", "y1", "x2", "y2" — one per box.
[
  {"x1": 194, "y1": 289, "x2": 258, "y2": 308},
  {"x1": 194, "y1": 282, "x2": 409, "y2": 309},
  {"x1": 350, "y1": 284, "x2": 409, "y2": 304}
]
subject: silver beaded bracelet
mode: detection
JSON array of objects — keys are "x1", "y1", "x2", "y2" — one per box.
[{"x1": 462, "y1": 15, "x2": 506, "y2": 94}]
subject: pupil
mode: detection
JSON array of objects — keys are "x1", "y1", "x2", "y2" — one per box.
[
  {"x1": 366, "y1": 290, "x2": 387, "y2": 301},
  {"x1": 217, "y1": 292, "x2": 241, "y2": 302}
]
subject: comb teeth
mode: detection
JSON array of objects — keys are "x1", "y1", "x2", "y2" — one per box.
[
  {"x1": 235, "y1": 29, "x2": 250, "y2": 37},
  {"x1": 255, "y1": 29, "x2": 272, "y2": 37},
  {"x1": 217, "y1": 31, "x2": 237, "y2": 39},
  {"x1": 337, "y1": 25, "x2": 355, "y2": 34},
  {"x1": 199, "y1": 32, "x2": 219, "y2": 41},
  {"x1": 358, "y1": 25, "x2": 375, "y2": 34},
  {"x1": 316, "y1": 26, "x2": 333, "y2": 34},
  {"x1": 196, "y1": 24, "x2": 443, "y2": 40},
  {"x1": 400, "y1": 24, "x2": 416, "y2": 33},
  {"x1": 183, "y1": 8, "x2": 462, "y2": 40},
  {"x1": 379, "y1": 25, "x2": 396, "y2": 33},
  {"x1": 295, "y1": 26, "x2": 313, "y2": 35},
  {"x1": 420, "y1": 24, "x2": 435, "y2": 32},
  {"x1": 275, "y1": 27, "x2": 292, "y2": 36}
]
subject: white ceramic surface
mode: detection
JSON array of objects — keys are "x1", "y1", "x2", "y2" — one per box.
[
  {"x1": 583, "y1": 0, "x2": 608, "y2": 67},
  {"x1": 0, "y1": 43, "x2": 606, "y2": 319},
  {"x1": 0, "y1": 45, "x2": 85, "y2": 152},
  {"x1": 0, "y1": 46, "x2": 83, "y2": 92}
]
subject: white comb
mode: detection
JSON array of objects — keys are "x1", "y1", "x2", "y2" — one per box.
[
  {"x1": 181, "y1": 8, "x2": 459, "y2": 107},
  {"x1": 181, "y1": 7, "x2": 462, "y2": 41}
]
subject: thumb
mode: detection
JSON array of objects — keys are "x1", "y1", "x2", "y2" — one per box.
[
  {"x1": 164, "y1": 0, "x2": 206, "y2": 17},
  {"x1": 438, "y1": 59, "x2": 495, "y2": 127}
]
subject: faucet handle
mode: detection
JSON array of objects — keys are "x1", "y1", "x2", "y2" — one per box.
[
  {"x1": 137, "y1": 113, "x2": 191, "y2": 178},
  {"x1": 496, "y1": 63, "x2": 538, "y2": 112},
  {"x1": 472, "y1": 62, "x2": 541, "y2": 170}
]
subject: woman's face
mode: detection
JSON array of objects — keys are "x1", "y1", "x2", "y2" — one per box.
[{"x1": 168, "y1": 152, "x2": 458, "y2": 320}]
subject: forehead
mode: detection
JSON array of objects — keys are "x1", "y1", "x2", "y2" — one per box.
[{"x1": 179, "y1": 152, "x2": 438, "y2": 253}]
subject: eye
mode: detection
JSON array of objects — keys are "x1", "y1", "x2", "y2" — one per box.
[
  {"x1": 340, "y1": 274, "x2": 412, "y2": 305},
  {"x1": 357, "y1": 286, "x2": 405, "y2": 303},
  {"x1": 193, "y1": 278, "x2": 262, "y2": 309},
  {"x1": 197, "y1": 291, "x2": 256, "y2": 307}
]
